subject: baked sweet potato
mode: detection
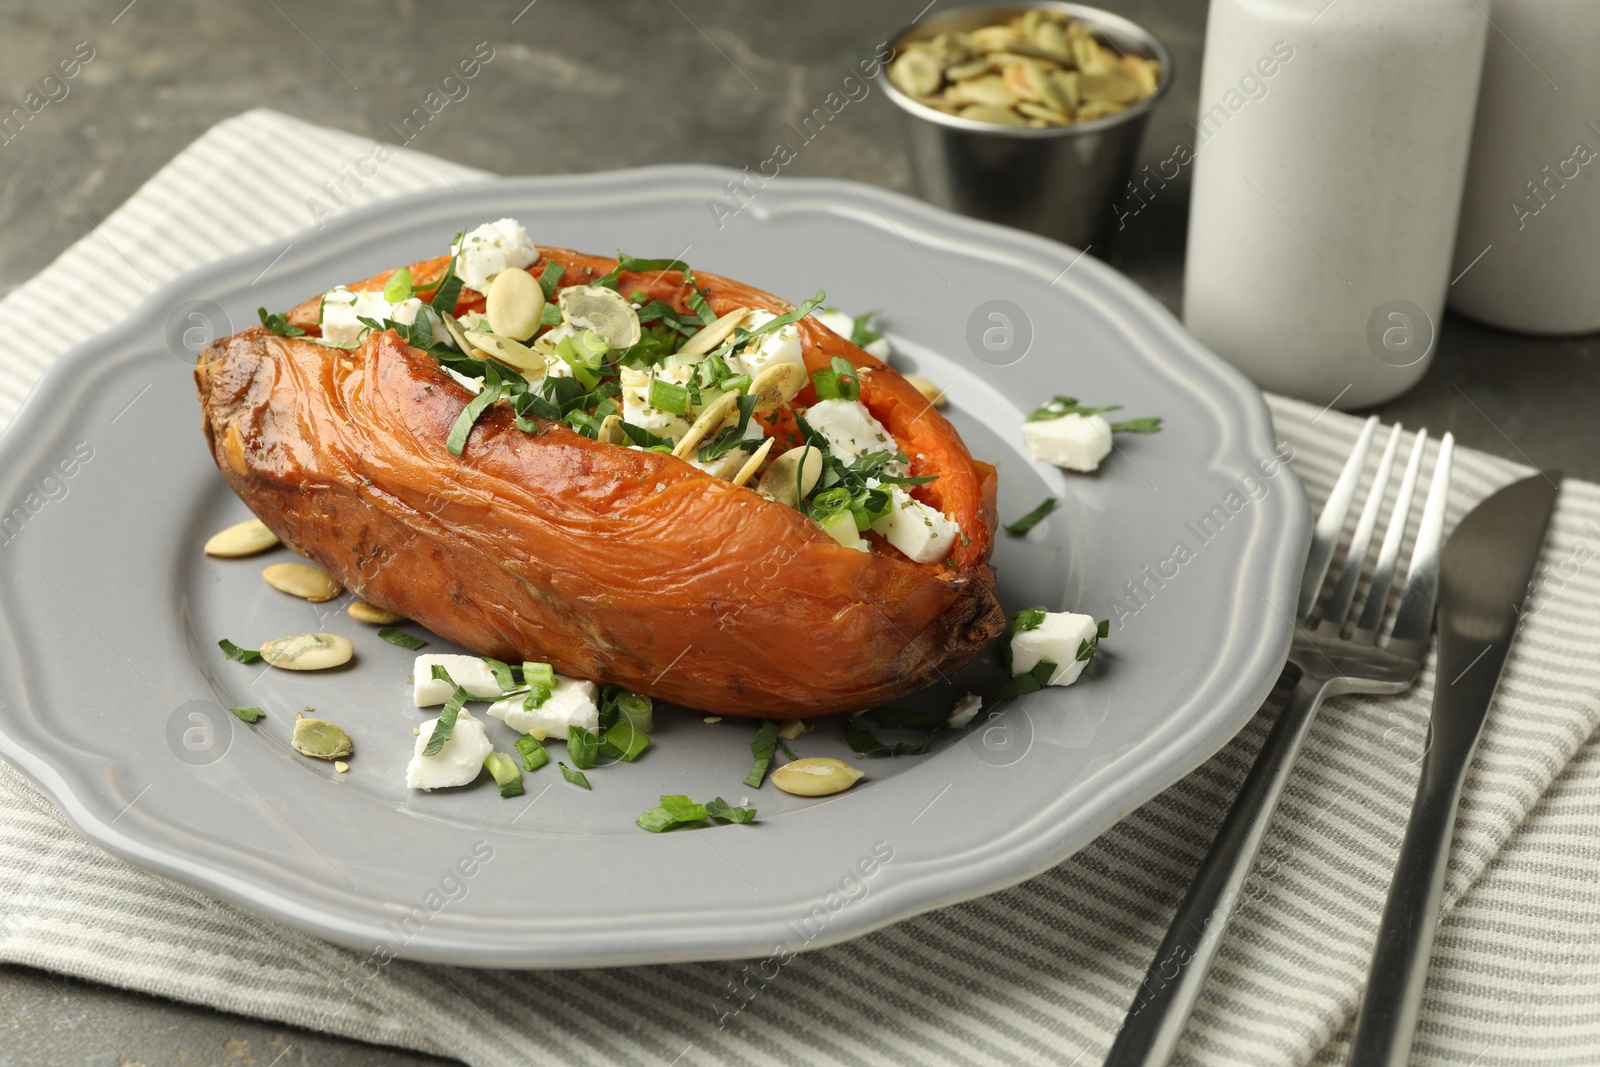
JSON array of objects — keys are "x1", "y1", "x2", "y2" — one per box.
[{"x1": 196, "y1": 242, "x2": 1003, "y2": 716}]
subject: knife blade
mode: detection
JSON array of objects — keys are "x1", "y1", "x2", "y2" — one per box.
[{"x1": 1349, "y1": 472, "x2": 1560, "y2": 1066}]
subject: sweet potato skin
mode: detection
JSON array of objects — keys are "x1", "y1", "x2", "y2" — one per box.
[{"x1": 197, "y1": 250, "x2": 1003, "y2": 716}]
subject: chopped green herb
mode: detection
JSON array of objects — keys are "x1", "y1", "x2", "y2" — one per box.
[
  {"x1": 849, "y1": 310, "x2": 882, "y2": 349},
  {"x1": 558, "y1": 762, "x2": 591, "y2": 789},
  {"x1": 1078, "y1": 618, "x2": 1110, "y2": 663},
  {"x1": 484, "y1": 751, "x2": 525, "y2": 797},
  {"x1": 844, "y1": 715, "x2": 940, "y2": 756},
  {"x1": 482, "y1": 657, "x2": 517, "y2": 693},
  {"x1": 536, "y1": 261, "x2": 565, "y2": 299},
  {"x1": 383, "y1": 267, "x2": 415, "y2": 302},
  {"x1": 996, "y1": 660, "x2": 1055, "y2": 699},
  {"x1": 621, "y1": 421, "x2": 673, "y2": 449},
  {"x1": 567, "y1": 725, "x2": 600, "y2": 770},
  {"x1": 697, "y1": 394, "x2": 760, "y2": 462},
  {"x1": 422, "y1": 665, "x2": 469, "y2": 756},
  {"x1": 426, "y1": 232, "x2": 465, "y2": 311},
  {"x1": 1002, "y1": 607, "x2": 1048, "y2": 673},
  {"x1": 514, "y1": 733, "x2": 550, "y2": 772},
  {"x1": 636, "y1": 794, "x2": 757, "y2": 832},
  {"x1": 257, "y1": 308, "x2": 305, "y2": 338},
  {"x1": 229, "y1": 705, "x2": 265, "y2": 723},
  {"x1": 540, "y1": 303, "x2": 563, "y2": 327},
  {"x1": 811, "y1": 356, "x2": 861, "y2": 402},
  {"x1": 863, "y1": 706, "x2": 947, "y2": 731},
  {"x1": 1004, "y1": 497, "x2": 1058, "y2": 536},
  {"x1": 522, "y1": 662, "x2": 555, "y2": 688},
  {"x1": 446, "y1": 363, "x2": 504, "y2": 457},
  {"x1": 377, "y1": 627, "x2": 427, "y2": 651},
  {"x1": 745, "y1": 720, "x2": 780, "y2": 788},
  {"x1": 1025, "y1": 395, "x2": 1161, "y2": 434},
  {"x1": 218, "y1": 638, "x2": 261, "y2": 664},
  {"x1": 599, "y1": 718, "x2": 650, "y2": 762}
]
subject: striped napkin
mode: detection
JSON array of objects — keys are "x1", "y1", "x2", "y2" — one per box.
[{"x1": 1, "y1": 110, "x2": 1597, "y2": 1067}]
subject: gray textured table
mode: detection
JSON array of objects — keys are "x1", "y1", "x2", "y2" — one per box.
[{"x1": 1, "y1": 1, "x2": 1592, "y2": 1064}]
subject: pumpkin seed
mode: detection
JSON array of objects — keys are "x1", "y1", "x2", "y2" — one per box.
[
  {"x1": 440, "y1": 311, "x2": 475, "y2": 353},
  {"x1": 959, "y1": 105, "x2": 1026, "y2": 126},
  {"x1": 943, "y1": 57, "x2": 992, "y2": 82},
  {"x1": 949, "y1": 74, "x2": 1017, "y2": 109},
  {"x1": 731, "y1": 437, "x2": 774, "y2": 487},
  {"x1": 292, "y1": 714, "x2": 353, "y2": 760},
  {"x1": 262, "y1": 563, "x2": 343, "y2": 603},
  {"x1": 749, "y1": 362, "x2": 808, "y2": 413},
  {"x1": 1018, "y1": 101, "x2": 1070, "y2": 123},
  {"x1": 1034, "y1": 18, "x2": 1068, "y2": 56},
  {"x1": 347, "y1": 600, "x2": 406, "y2": 625},
  {"x1": 260, "y1": 632, "x2": 354, "y2": 671},
  {"x1": 902, "y1": 373, "x2": 948, "y2": 407},
  {"x1": 204, "y1": 518, "x2": 279, "y2": 558},
  {"x1": 756, "y1": 446, "x2": 824, "y2": 507},
  {"x1": 1079, "y1": 70, "x2": 1145, "y2": 105},
  {"x1": 597, "y1": 413, "x2": 626, "y2": 445},
  {"x1": 889, "y1": 49, "x2": 942, "y2": 97},
  {"x1": 464, "y1": 330, "x2": 545, "y2": 374},
  {"x1": 672, "y1": 390, "x2": 740, "y2": 459},
  {"x1": 771, "y1": 757, "x2": 865, "y2": 797},
  {"x1": 558, "y1": 284, "x2": 641, "y2": 349},
  {"x1": 1002, "y1": 59, "x2": 1049, "y2": 103},
  {"x1": 485, "y1": 268, "x2": 544, "y2": 341},
  {"x1": 675, "y1": 306, "x2": 751, "y2": 360}
]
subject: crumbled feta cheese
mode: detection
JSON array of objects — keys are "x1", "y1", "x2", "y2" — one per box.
[
  {"x1": 319, "y1": 287, "x2": 449, "y2": 347},
  {"x1": 804, "y1": 399, "x2": 906, "y2": 474},
  {"x1": 1010, "y1": 611, "x2": 1100, "y2": 688},
  {"x1": 535, "y1": 321, "x2": 577, "y2": 378},
  {"x1": 620, "y1": 365, "x2": 694, "y2": 440},
  {"x1": 728, "y1": 310, "x2": 807, "y2": 377},
  {"x1": 412, "y1": 655, "x2": 505, "y2": 706},
  {"x1": 485, "y1": 676, "x2": 600, "y2": 740},
  {"x1": 690, "y1": 419, "x2": 766, "y2": 480},
  {"x1": 870, "y1": 486, "x2": 959, "y2": 563},
  {"x1": 451, "y1": 218, "x2": 539, "y2": 293},
  {"x1": 455, "y1": 310, "x2": 492, "y2": 334},
  {"x1": 813, "y1": 308, "x2": 891, "y2": 359},
  {"x1": 948, "y1": 692, "x2": 984, "y2": 728},
  {"x1": 443, "y1": 366, "x2": 484, "y2": 394},
  {"x1": 1023, "y1": 412, "x2": 1114, "y2": 472},
  {"x1": 405, "y1": 710, "x2": 494, "y2": 790}
]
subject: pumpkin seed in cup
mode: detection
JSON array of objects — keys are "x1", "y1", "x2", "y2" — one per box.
[{"x1": 889, "y1": 9, "x2": 1161, "y2": 128}]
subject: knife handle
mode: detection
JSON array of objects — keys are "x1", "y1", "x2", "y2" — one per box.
[{"x1": 1348, "y1": 719, "x2": 1476, "y2": 1065}]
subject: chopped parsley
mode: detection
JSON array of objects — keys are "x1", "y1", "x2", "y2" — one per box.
[
  {"x1": 1004, "y1": 497, "x2": 1057, "y2": 536},
  {"x1": 446, "y1": 363, "x2": 505, "y2": 456},
  {"x1": 257, "y1": 308, "x2": 305, "y2": 337},
  {"x1": 745, "y1": 720, "x2": 780, "y2": 788},
  {"x1": 377, "y1": 627, "x2": 427, "y2": 650},
  {"x1": 849, "y1": 310, "x2": 882, "y2": 349},
  {"x1": 844, "y1": 707, "x2": 944, "y2": 756},
  {"x1": 426, "y1": 232, "x2": 465, "y2": 311},
  {"x1": 218, "y1": 638, "x2": 261, "y2": 664},
  {"x1": 1026, "y1": 395, "x2": 1162, "y2": 434},
  {"x1": 636, "y1": 794, "x2": 757, "y2": 833},
  {"x1": 421, "y1": 665, "x2": 469, "y2": 755}
]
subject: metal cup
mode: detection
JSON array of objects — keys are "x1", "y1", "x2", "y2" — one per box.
[{"x1": 882, "y1": 2, "x2": 1172, "y2": 249}]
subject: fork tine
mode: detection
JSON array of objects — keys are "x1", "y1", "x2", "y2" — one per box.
[
  {"x1": 1357, "y1": 429, "x2": 1428, "y2": 634},
  {"x1": 1390, "y1": 432, "x2": 1455, "y2": 644},
  {"x1": 1298, "y1": 416, "x2": 1380, "y2": 619},
  {"x1": 1325, "y1": 423, "x2": 1404, "y2": 628}
]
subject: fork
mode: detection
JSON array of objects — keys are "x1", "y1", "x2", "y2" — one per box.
[{"x1": 1104, "y1": 417, "x2": 1455, "y2": 1067}]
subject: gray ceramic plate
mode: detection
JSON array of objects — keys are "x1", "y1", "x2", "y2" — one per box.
[{"x1": 0, "y1": 167, "x2": 1307, "y2": 968}]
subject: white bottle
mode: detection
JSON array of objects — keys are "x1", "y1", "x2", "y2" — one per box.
[
  {"x1": 1449, "y1": 2, "x2": 1600, "y2": 335},
  {"x1": 1182, "y1": 0, "x2": 1489, "y2": 408}
]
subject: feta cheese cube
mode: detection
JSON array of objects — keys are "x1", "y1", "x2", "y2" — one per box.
[
  {"x1": 813, "y1": 309, "x2": 891, "y2": 359},
  {"x1": 405, "y1": 710, "x2": 494, "y2": 790},
  {"x1": 948, "y1": 692, "x2": 984, "y2": 728},
  {"x1": 319, "y1": 287, "x2": 394, "y2": 347},
  {"x1": 451, "y1": 218, "x2": 539, "y2": 293},
  {"x1": 1023, "y1": 412, "x2": 1114, "y2": 472},
  {"x1": 443, "y1": 366, "x2": 484, "y2": 395},
  {"x1": 486, "y1": 676, "x2": 600, "y2": 740},
  {"x1": 728, "y1": 310, "x2": 807, "y2": 377},
  {"x1": 804, "y1": 399, "x2": 906, "y2": 474},
  {"x1": 869, "y1": 486, "x2": 959, "y2": 564},
  {"x1": 1009, "y1": 611, "x2": 1100, "y2": 688},
  {"x1": 620, "y1": 365, "x2": 694, "y2": 441},
  {"x1": 412, "y1": 654, "x2": 506, "y2": 706},
  {"x1": 690, "y1": 419, "x2": 766, "y2": 480}
]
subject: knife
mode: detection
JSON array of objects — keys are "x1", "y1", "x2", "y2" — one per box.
[{"x1": 1348, "y1": 472, "x2": 1559, "y2": 1066}]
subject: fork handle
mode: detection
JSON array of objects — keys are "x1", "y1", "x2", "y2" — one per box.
[{"x1": 1105, "y1": 672, "x2": 1332, "y2": 1067}]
